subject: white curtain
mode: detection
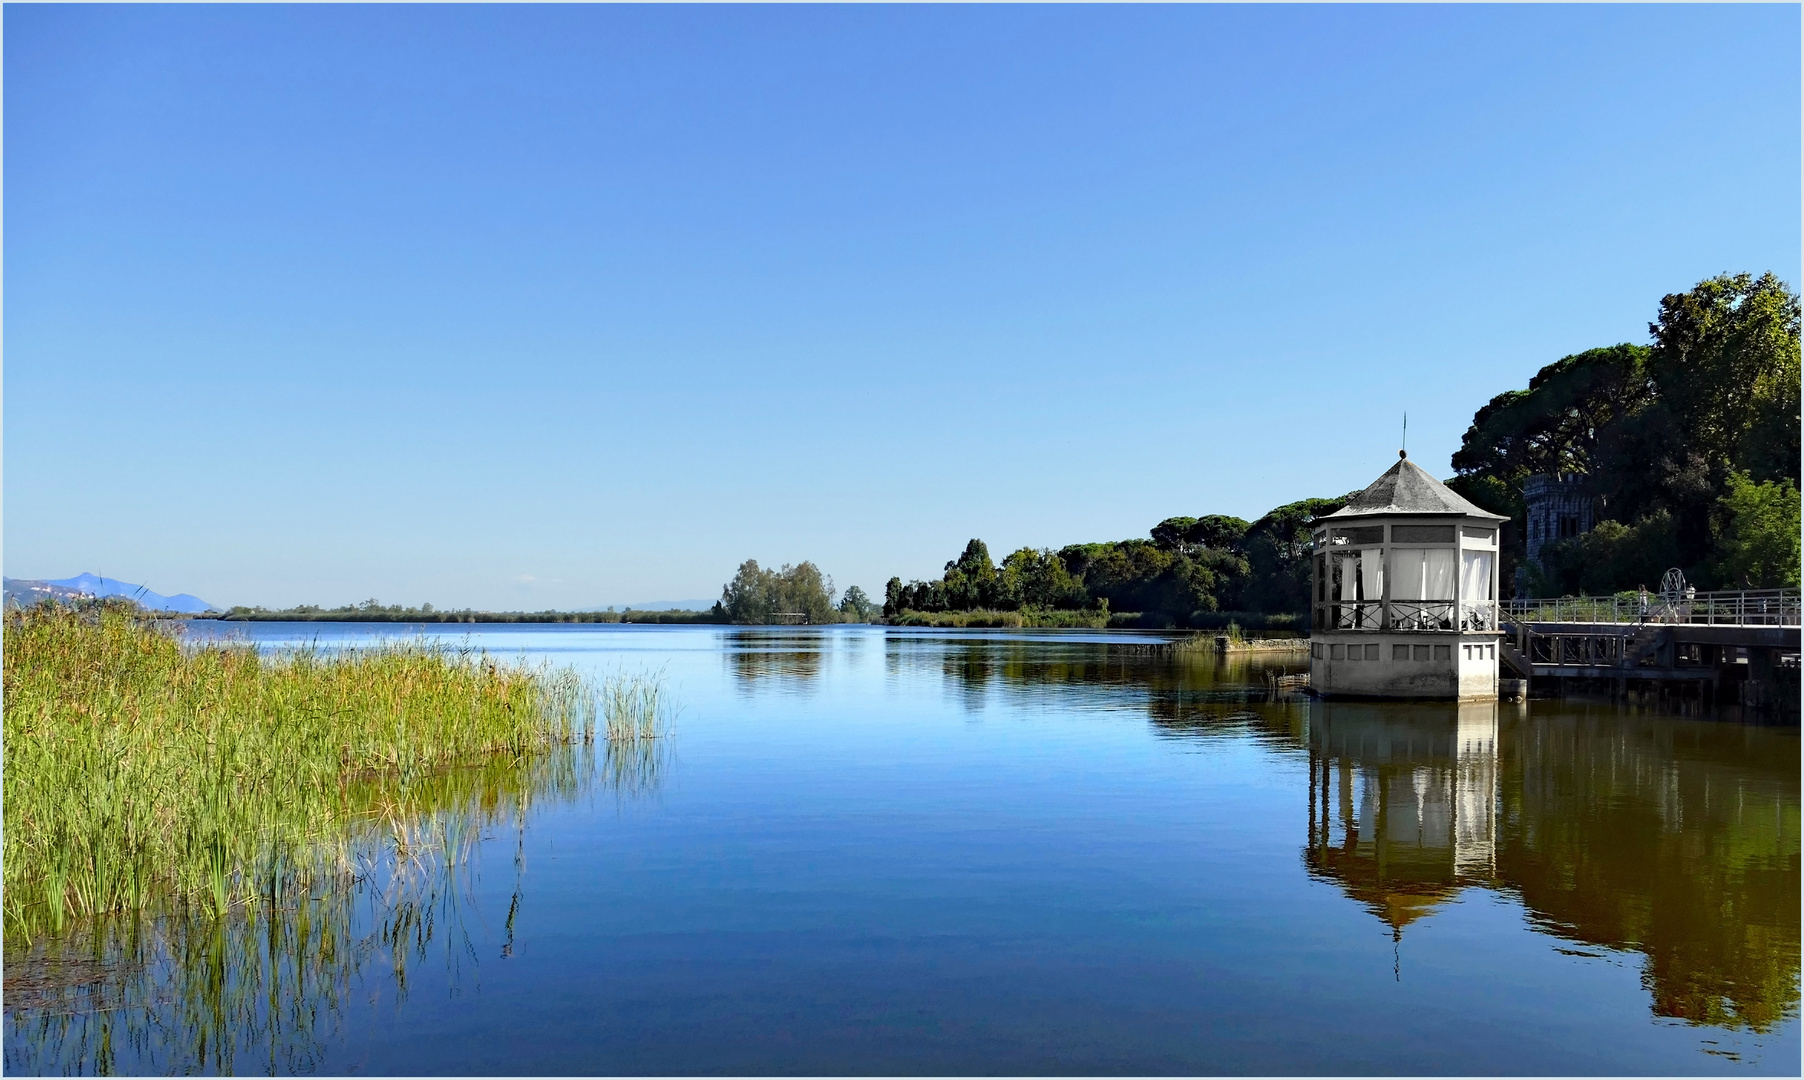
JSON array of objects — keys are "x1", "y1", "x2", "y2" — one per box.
[
  {"x1": 1389, "y1": 549, "x2": 1423, "y2": 599},
  {"x1": 1338, "y1": 553, "x2": 1360, "y2": 602},
  {"x1": 1359, "y1": 549, "x2": 1383, "y2": 602},
  {"x1": 1389, "y1": 548, "x2": 1455, "y2": 599},
  {"x1": 1461, "y1": 551, "x2": 1493, "y2": 602},
  {"x1": 1424, "y1": 549, "x2": 1455, "y2": 600}
]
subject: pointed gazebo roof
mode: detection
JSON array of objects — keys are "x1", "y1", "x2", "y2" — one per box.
[{"x1": 1321, "y1": 454, "x2": 1507, "y2": 522}]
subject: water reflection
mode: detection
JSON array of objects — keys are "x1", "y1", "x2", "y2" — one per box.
[
  {"x1": 1299, "y1": 697, "x2": 1799, "y2": 1032},
  {"x1": 3, "y1": 737, "x2": 662, "y2": 1075},
  {"x1": 882, "y1": 631, "x2": 1305, "y2": 720},
  {"x1": 1305, "y1": 702, "x2": 1500, "y2": 936},
  {"x1": 722, "y1": 628, "x2": 828, "y2": 689},
  {"x1": 886, "y1": 631, "x2": 1797, "y2": 1035},
  {"x1": 1495, "y1": 706, "x2": 1800, "y2": 1031}
]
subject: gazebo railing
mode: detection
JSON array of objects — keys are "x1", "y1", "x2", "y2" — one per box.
[
  {"x1": 1389, "y1": 600, "x2": 1457, "y2": 632},
  {"x1": 1503, "y1": 588, "x2": 1799, "y2": 627},
  {"x1": 1323, "y1": 601, "x2": 1386, "y2": 630},
  {"x1": 1313, "y1": 600, "x2": 1482, "y2": 632},
  {"x1": 1459, "y1": 601, "x2": 1499, "y2": 632}
]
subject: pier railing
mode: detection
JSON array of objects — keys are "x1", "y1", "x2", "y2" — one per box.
[{"x1": 1504, "y1": 588, "x2": 1800, "y2": 627}]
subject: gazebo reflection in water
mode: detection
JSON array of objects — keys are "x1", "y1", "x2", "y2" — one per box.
[{"x1": 1304, "y1": 699, "x2": 1499, "y2": 939}]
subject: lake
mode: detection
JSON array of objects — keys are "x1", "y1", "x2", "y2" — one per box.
[{"x1": 5, "y1": 623, "x2": 1798, "y2": 1075}]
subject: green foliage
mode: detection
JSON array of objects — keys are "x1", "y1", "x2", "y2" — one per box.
[
  {"x1": 1452, "y1": 272, "x2": 1802, "y2": 594},
  {"x1": 1535, "y1": 512, "x2": 1681, "y2": 597},
  {"x1": 1648, "y1": 272, "x2": 1801, "y2": 486},
  {"x1": 838, "y1": 585, "x2": 878, "y2": 621},
  {"x1": 1152, "y1": 515, "x2": 1250, "y2": 556},
  {"x1": 996, "y1": 547, "x2": 1087, "y2": 610},
  {"x1": 1151, "y1": 516, "x2": 1198, "y2": 552},
  {"x1": 885, "y1": 501, "x2": 1323, "y2": 628},
  {"x1": 1237, "y1": 496, "x2": 1349, "y2": 614},
  {"x1": 718, "y1": 559, "x2": 839, "y2": 624},
  {"x1": 0, "y1": 603, "x2": 660, "y2": 943},
  {"x1": 887, "y1": 607, "x2": 1112, "y2": 629},
  {"x1": 940, "y1": 539, "x2": 999, "y2": 610},
  {"x1": 1189, "y1": 514, "x2": 1251, "y2": 552},
  {"x1": 883, "y1": 576, "x2": 906, "y2": 618},
  {"x1": 1453, "y1": 344, "x2": 1653, "y2": 483},
  {"x1": 1711, "y1": 474, "x2": 1802, "y2": 589}
]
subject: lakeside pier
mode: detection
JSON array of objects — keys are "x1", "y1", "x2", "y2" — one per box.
[{"x1": 1499, "y1": 588, "x2": 1800, "y2": 711}]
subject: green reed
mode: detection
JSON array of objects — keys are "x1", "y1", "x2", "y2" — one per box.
[
  {"x1": 1, "y1": 602, "x2": 633, "y2": 944},
  {"x1": 5, "y1": 747, "x2": 594, "y2": 1074}
]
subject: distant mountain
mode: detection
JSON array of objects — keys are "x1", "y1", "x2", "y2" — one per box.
[
  {"x1": 4, "y1": 573, "x2": 218, "y2": 614},
  {"x1": 614, "y1": 599, "x2": 717, "y2": 612}
]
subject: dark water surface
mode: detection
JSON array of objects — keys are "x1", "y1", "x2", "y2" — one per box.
[{"x1": 6, "y1": 624, "x2": 1799, "y2": 1075}]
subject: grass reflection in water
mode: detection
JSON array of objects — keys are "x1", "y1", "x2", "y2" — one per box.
[
  {"x1": 5, "y1": 749, "x2": 605, "y2": 1073},
  {"x1": 2, "y1": 607, "x2": 673, "y2": 1075}
]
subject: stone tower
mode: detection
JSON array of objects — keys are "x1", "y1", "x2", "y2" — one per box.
[{"x1": 1519, "y1": 473, "x2": 1596, "y2": 594}]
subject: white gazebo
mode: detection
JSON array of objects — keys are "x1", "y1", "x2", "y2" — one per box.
[{"x1": 1309, "y1": 452, "x2": 1508, "y2": 700}]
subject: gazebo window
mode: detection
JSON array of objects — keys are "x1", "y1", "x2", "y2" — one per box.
[
  {"x1": 1331, "y1": 526, "x2": 1383, "y2": 546},
  {"x1": 1389, "y1": 547, "x2": 1456, "y2": 629},
  {"x1": 1460, "y1": 550, "x2": 1496, "y2": 630},
  {"x1": 1391, "y1": 524, "x2": 1455, "y2": 543},
  {"x1": 1331, "y1": 547, "x2": 1384, "y2": 629}
]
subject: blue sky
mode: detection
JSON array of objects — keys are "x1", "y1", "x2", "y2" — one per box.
[{"x1": 6, "y1": 4, "x2": 1798, "y2": 610}]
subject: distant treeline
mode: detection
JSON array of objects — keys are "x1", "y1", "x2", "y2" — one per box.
[
  {"x1": 886, "y1": 272, "x2": 1801, "y2": 621},
  {"x1": 216, "y1": 602, "x2": 725, "y2": 624},
  {"x1": 884, "y1": 502, "x2": 1345, "y2": 631}
]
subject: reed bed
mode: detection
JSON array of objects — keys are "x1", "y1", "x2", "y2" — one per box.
[
  {"x1": 2, "y1": 602, "x2": 659, "y2": 944},
  {"x1": 4, "y1": 746, "x2": 591, "y2": 1074}
]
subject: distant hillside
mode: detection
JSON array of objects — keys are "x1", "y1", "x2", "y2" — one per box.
[
  {"x1": 608, "y1": 599, "x2": 718, "y2": 612},
  {"x1": 4, "y1": 573, "x2": 218, "y2": 614}
]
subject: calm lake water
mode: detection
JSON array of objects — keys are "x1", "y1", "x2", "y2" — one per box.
[{"x1": 6, "y1": 623, "x2": 1799, "y2": 1075}]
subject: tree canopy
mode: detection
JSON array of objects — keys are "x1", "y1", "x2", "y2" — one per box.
[
  {"x1": 718, "y1": 560, "x2": 839, "y2": 624},
  {"x1": 838, "y1": 585, "x2": 878, "y2": 621},
  {"x1": 1453, "y1": 272, "x2": 1801, "y2": 594},
  {"x1": 881, "y1": 499, "x2": 1338, "y2": 627}
]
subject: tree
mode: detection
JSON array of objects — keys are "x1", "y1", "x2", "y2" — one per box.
[
  {"x1": 1711, "y1": 474, "x2": 1801, "y2": 589},
  {"x1": 1648, "y1": 272, "x2": 1801, "y2": 486},
  {"x1": 940, "y1": 539, "x2": 997, "y2": 609},
  {"x1": 718, "y1": 559, "x2": 838, "y2": 624},
  {"x1": 719, "y1": 560, "x2": 777, "y2": 623},
  {"x1": 1534, "y1": 513, "x2": 1680, "y2": 597},
  {"x1": 1452, "y1": 344, "x2": 1654, "y2": 484},
  {"x1": 1187, "y1": 514, "x2": 1250, "y2": 553},
  {"x1": 1152, "y1": 515, "x2": 1247, "y2": 556},
  {"x1": 839, "y1": 585, "x2": 877, "y2": 621},
  {"x1": 1448, "y1": 273, "x2": 1801, "y2": 591},
  {"x1": 883, "y1": 577, "x2": 905, "y2": 618},
  {"x1": 1236, "y1": 496, "x2": 1349, "y2": 614},
  {"x1": 995, "y1": 547, "x2": 1086, "y2": 610},
  {"x1": 1151, "y1": 517, "x2": 1199, "y2": 553}
]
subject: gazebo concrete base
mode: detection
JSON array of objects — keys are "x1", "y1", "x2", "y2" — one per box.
[{"x1": 1308, "y1": 632, "x2": 1504, "y2": 701}]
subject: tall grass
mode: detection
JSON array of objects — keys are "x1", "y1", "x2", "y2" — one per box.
[
  {"x1": 5, "y1": 750, "x2": 587, "y2": 1074},
  {"x1": 1, "y1": 602, "x2": 655, "y2": 944}
]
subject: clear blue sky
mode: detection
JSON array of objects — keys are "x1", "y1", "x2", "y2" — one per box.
[{"x1": 6, "y1": 4, "x2": 1798, "y2": 610}]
